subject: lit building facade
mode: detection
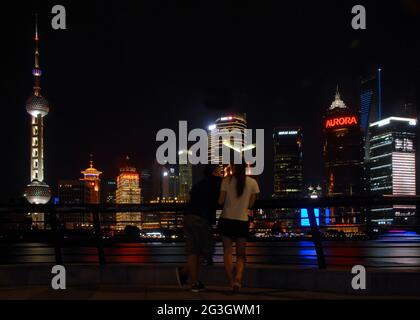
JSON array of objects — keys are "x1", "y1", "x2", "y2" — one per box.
[
  {"x1": 116, "y1": 157, "x2": 141, "y2": 230},
  {"x1": 368, "y1": 117, "x2": 417, "y2": 225},
  {"x1": 273, "y1": 127, "x2": 303, "y2": 198},
  {"x1": 162, "y1": 167, "x2": 179, "y2": 199},
  {"x1": 178, "y1": 150, "x2": 193, "y2": 202},
  {"x1": 208, "y1": 113, "x2": 247, "y2": 165},
  {"x1": 323, "y1": 89, "x2": 364, "y2": 197},
  {"x1": 23, "y1": 17, "x2": 52, "y2": 209}
]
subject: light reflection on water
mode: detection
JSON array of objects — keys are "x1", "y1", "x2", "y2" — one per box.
[{"x1": 1, "y1": 238, "x2": 420, "y2": 267}]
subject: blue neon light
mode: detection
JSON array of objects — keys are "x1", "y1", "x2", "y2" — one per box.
[
  {"x1": 300, "y1": 208, "x2": 320, "y2": 227},
  {"x1": 325, "y1": 208, "x2": 330, "y2": 225}
]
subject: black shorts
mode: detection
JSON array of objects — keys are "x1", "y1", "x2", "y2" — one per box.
[
  {"x1": 183, "y1": 214, "x2": 214, "y2": 256},
  {"x1": 217, "y1": 217, "x2": 249, "y2": 239}
]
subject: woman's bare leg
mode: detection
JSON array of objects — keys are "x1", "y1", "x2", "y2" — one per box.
[
  {"x1": 222, "y1": 236, "x2": 234, "y2": 286},
  {"x1": 234, "y1": 237, "x2": 247, "y2": 285}
]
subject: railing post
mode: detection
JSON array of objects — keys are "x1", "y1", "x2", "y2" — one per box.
[
  {"x1": 93, "y1": 211, "x2": 106, "y2": 265},
  {"x1": 49, "y1": 211, "x2": 63, "y2": 265},
  {"x1": 308, "y1": 207, "x2": 326, "y2": 269},
  {"x1": 365, "y1": 207, "x2": 374, "y2": 239},
  {"x1": 416, "y1": 200, "x2": 420, "y2": 235}
]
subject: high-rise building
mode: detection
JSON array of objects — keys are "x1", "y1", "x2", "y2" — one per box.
[
  {"x1": 208, "y1": 113, "x2": 247, "y2": 165},
  {"x1": 361, "y1": 69, "x2": 384, "y2": 193},
  {"x1": 58, "y1": 180, "x2": 88, "y2": 229},
  {"x1": 273, "y1": 127, "x2": 303, "y2": 198},
  {"x1": 178, "y1": 150, "x2": 193, "y2": 202},
  {"x1": 80, "y1": 156, "x2": 102, "y2": 204},
  {"x1": 101, "y1": 179, "x2": 117, "y2": 230},
  {"x1": 58, "y1": 180, "x2": 86, "y2": 204},
  {"x1": 151, "y1": 160, "x2": 165, "y2": 200},
  {"x1": 103, "y1": 179, "x2": 117, "y2": 204},
  {"x1": 140, "y1": 169, "x2": 152, "y2": 203},
  {"x1": 116, "y1": 157, "x2": 141, "y2": 230},
  {"x1": 368, "y1": 117, "x2": 417, "y2": 225},
  {"x1": 162, "y1": 167, "x2": 179, "y2": 199},
  {"x1": 323, "y1": 89, "x2": 364, "y2": 197},
  {"x1": 23, "y1": 17, "x2": 52, "y2": 208},
  {"x1": 360, "y1": 69, "x2": 383, "y2": 134}
]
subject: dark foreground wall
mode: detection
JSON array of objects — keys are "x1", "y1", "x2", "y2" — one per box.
[{"x1": 0, "y1": 264, "x2": 419, "y2": 296}]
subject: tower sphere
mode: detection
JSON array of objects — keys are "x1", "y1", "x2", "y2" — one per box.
[
  {"x1": 24, "y1": 180, "x2": 51, "y2": 204},
  {"x1": 26, "y1": 95, "x2": 49, "y2": 117}
]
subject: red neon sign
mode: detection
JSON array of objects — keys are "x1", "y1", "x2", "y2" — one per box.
[{"x1": 325, "y1": 116, "x2": 358, "y2": 129}]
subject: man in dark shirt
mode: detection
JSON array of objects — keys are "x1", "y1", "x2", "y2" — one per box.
[{"x1": 176, "y1": 165, "x2": 222, "y2": 292}]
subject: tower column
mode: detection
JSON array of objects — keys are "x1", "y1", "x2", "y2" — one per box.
[{"x1": 30, "y1": 115, "x2": 45, "y2": 182}]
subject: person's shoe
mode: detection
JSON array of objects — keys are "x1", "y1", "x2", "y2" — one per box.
[
  {"x1": 191, "y1": 281, "x2": 206, "y2": 292},
  {"x1": 176, "y1": 267, "x2": 188, "y2": 288},
  {"x1": 232, "y1": 282, "x2": 241, "y2": 293}
]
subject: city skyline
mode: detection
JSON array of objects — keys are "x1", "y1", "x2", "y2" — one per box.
[
  {"x1": 1, "y1": 1, "x2": 419, "y2": 201},
  {"x1": 1, "y1": 2, "x2": 420, "y2": 305}
]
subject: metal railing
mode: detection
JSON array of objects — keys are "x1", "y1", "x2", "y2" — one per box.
[{"x1": 1, "y1": 196, "x2": 420, "y2": 269}]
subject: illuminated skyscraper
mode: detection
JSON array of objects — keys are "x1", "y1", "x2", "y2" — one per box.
[
  {"x1": 323, "y1": 88, "x2": 364, "y2": 197},
  {"x1": 368, "y1": 117, "x2": 417, "y2": 225},
  {"x1": 360, "y1": 69, "x2": 384, "y2": 193},
  {"x1": 208, "y1": 113, "x2": 247, "y2": 165},
  {"x1": 323, "y1": 88, "x2": 364, "y2": 226},
  {"x1": 116, "y1": 157, "x2": 141, "y2": 230},
  {"x1": 80, "y1": 156, "x2": 102, "y2": 204},
  {"x1": 161, "y1": 167, "x2": 179, "y2": 199},
  {"x1": 178, "y1": 150, "x2": 193, "y2": 202},
  {"x1": 23, "y1": 16, "x2": 52, "y2": 206},
  {"x1": 140, "y1": 169, "x2": 152, "y2": 203},
  {"x1": 273, "y1": 127, "x2": 303, "y2": 198},
  {"x1": 360, "y1": 69, "x2": 383, "y2": 134},
  {"x1": 103, "y1": 179, "x2": 117, "y2": 204}
]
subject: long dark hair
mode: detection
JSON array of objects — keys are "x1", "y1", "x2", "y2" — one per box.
[{"x1": 231, "y1": 163, "x2": 246, "y2": 197}]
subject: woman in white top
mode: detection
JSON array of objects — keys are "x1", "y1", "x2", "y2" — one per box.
[{"x1": 218, "y1": 163, "x2": 260, "y2": 292}]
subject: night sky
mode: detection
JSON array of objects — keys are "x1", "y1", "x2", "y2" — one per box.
[{"x1": 1, "y1": 0, "x2": 419, "y2": 202}]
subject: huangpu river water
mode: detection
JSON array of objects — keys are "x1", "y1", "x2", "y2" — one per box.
[{"x1": 1, "y1": 232, "x2": 420, "y2": 267}]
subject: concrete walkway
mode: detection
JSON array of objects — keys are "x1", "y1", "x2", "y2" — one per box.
[
  {"x1": 0, "y1": 285, "x2": 419, "y2": 300},
  {"x1": 1, "y1": 263, "x2": 420, "y2": 297}
]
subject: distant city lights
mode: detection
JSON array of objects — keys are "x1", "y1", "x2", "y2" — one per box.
[{"x1": 278, "y1": 130, "x2": 298, "y2": 135}]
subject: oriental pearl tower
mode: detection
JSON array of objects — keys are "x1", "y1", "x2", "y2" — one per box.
[{"x1": 23, "y1": 16, "x2": 52, "y2": 205}]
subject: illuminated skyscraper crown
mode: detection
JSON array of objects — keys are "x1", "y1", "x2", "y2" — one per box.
[
  {"x1": 329, "y1": 87, "x2": 347, "y2": 110},
  {"x1": 81, "y1": 155, "x2": 102, "y2": 179}
]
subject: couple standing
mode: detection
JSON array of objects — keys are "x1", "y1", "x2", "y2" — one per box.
[{"x1": 176, "y1": 162, "x2": 260, "y2": 292}]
